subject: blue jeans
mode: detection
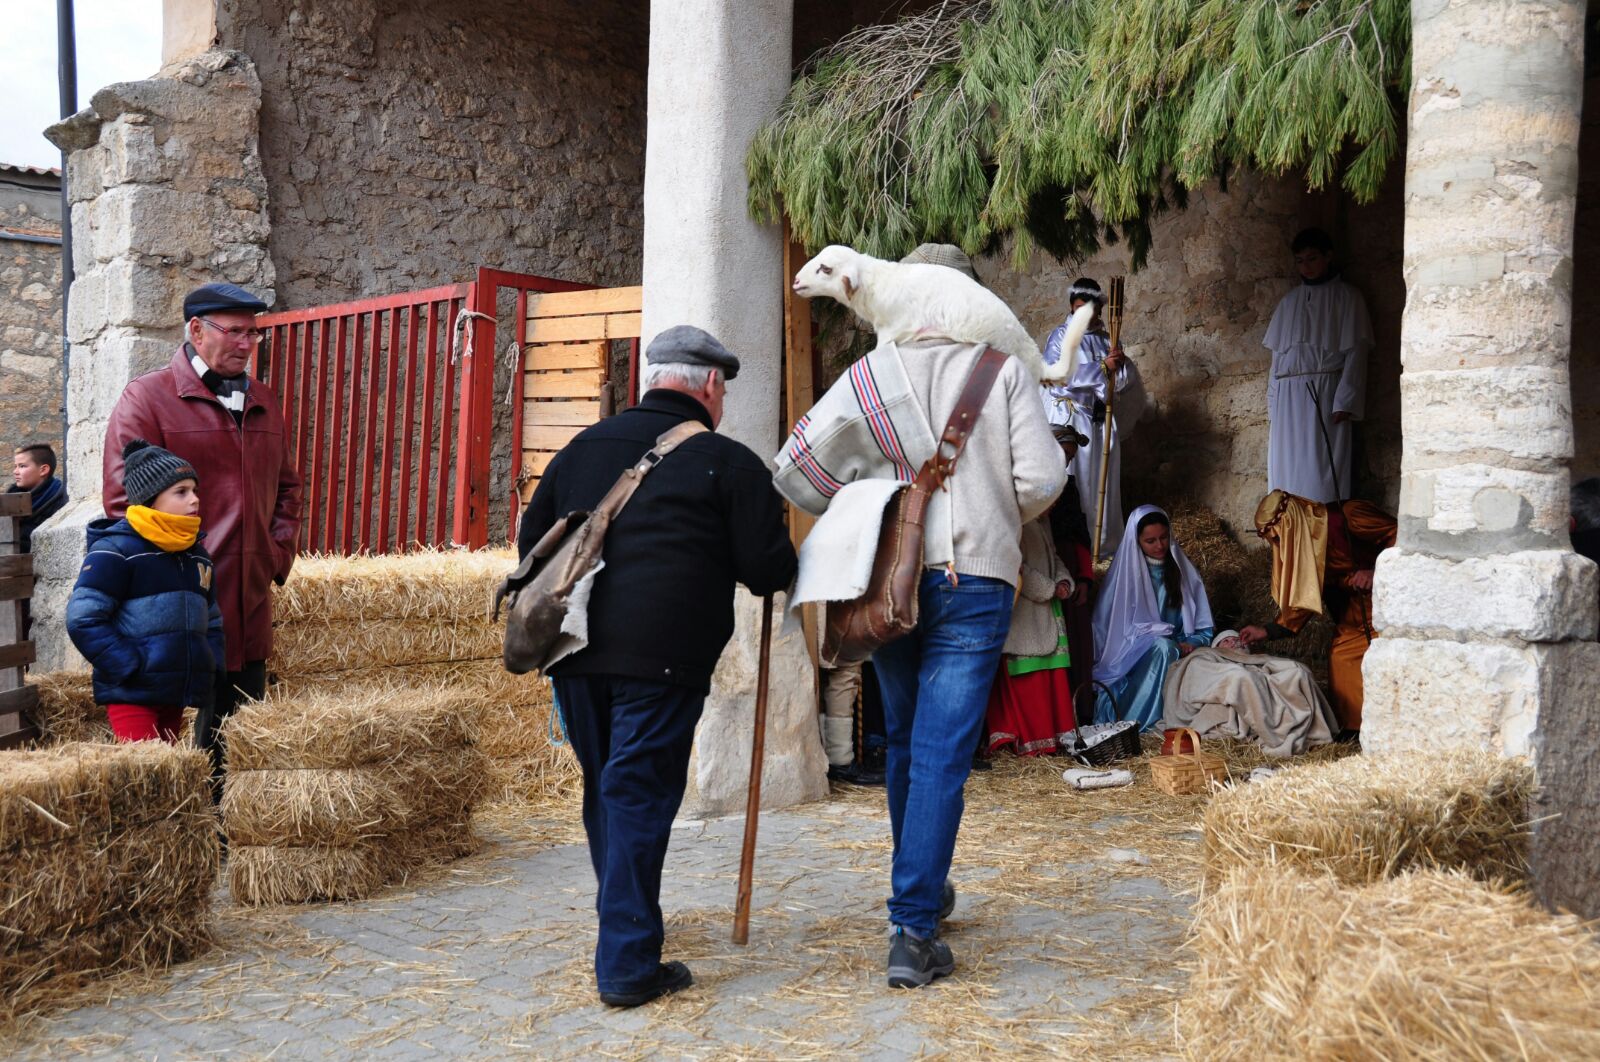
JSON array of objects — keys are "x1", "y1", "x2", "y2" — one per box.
[
  {"x1": 872, "y1": 571, "x2": 1013, "y2": 936},
  {"x1": 554, "y1": 675, "x2": 705, "y2": 995}
]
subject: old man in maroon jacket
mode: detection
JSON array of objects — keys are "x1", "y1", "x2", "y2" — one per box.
[{"x1": 103, "y1": 283, "x2": 302, "y2": 791}]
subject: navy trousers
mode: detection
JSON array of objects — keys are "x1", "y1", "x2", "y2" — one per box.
[{"x1": 553, "y1": 674, "x2": 705, "y2": 995}]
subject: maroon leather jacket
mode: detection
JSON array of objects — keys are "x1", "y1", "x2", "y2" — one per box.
[{"x1": 103, "y1": 347, "x2": 303, "y2": 671}]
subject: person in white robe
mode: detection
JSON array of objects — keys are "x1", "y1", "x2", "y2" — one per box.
[
  {"x1": 1263, "y1": 228, "x2": 1373, "y2": 503},
  {"x1": 1040, "y1": 278, "x2": 1145, "y2": 558}
]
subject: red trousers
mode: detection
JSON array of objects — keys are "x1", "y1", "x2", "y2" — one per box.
[{"x1": 106, "y1": 703, "x2": 184, "y2": 744}]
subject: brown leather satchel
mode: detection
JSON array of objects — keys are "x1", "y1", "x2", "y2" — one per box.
[
  {"x1": 495, "y1": 419, "x2": 707, "y2": 674},
  {"x1": 821, "y1": 348, "x2": 1008, "y2": 667}
]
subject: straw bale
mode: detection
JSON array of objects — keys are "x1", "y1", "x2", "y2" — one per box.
[
  {"x1": 222, "y1": 684, "x2": 478, "y2": 772},
  {"x1": 0, "y1": 742, "x2": 212, "y2": 848},
  {"x1": 1180, "y1": 866, "x2": 1600, "y2": 1061},
  {"x1": 279, "y1": 661, "x2": 580, "y2": 809},
  {"x1": 0, "y1": 744, "x2": 217, "y2": 1009},
  {"x1": 1202, "y1": 747, "x2": 1532, "y2": 888},
  {"x1": 21, "y1": 672, "x2": 109, "y2": 746},
  {"x1": 228, "y1": 817, "x2": 481, "y2": 906},
  {"x1": 271, "y1": 617, "x2": 504, "y2": 675},
  {"x1": 223, "y1": 747, "x2": 490, "y2": 847},
  {"x1": 272, "y1": 549, "x2": 512, "y2": 625},
  {"x1": 0, "y1": 891, "x2": 212, "y2": 1007}
]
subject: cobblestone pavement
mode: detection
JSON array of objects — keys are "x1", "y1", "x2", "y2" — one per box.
[{"x1": 8, "y1": 780, "x2": 1193, "y2": 1060}]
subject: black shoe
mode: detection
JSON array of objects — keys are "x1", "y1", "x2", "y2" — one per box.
[
  {"x1": 1335, "y1": 728, "x2": 1361, "y2": 745},
  {"x1": 599, "y1": 961, "x2": 693, "y2": 1008},
  {"x1": 938, "y1": 879, "x2": 955, "y2": 922},
  {"x1": 970, "y1": 756, "x2": 992, "y2": 772},
  {"x1": 886, "y1": 927, "x2": 954, "y2": 989},
  {"x1": 828, "y1": 760, "x2": 887, "y2": 786}
]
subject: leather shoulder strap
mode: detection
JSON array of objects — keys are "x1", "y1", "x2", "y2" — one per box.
[
  {"x1": 915, "y1": 347, "x2": 1008, "y2": 491},
  {"x1": 591, "y1": 419, "x2": 709, "y2": 521}
]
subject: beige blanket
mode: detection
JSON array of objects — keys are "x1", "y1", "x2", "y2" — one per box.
[{"x1": 1162, "y1": 647, "x2": 1337, "y2": 758}]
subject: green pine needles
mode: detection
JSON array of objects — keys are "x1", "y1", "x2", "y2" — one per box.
[{"x1": 747, "y1": 0, "x2": 1410, "y2": 269}]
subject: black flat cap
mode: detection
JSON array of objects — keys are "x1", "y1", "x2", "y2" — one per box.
[
  {"x1": 183, "y1": 282, "x2": 269, "y2": 320},
  {"x1": 646, "y1": 325, "x2": 740, "y2": 381}
]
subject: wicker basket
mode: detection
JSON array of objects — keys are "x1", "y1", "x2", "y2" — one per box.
[
  {"x1": 1068, "y1": 682, "x2": 1142, "y2": 767},
  {"x1": 1149, "y1": 727, "x2": 1229, "y2": 795}
]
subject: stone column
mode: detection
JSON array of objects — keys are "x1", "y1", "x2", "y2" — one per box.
[
  {"x1": 641, "y1": 0, "x2": 826, "y2": 816},
  {"x1": 1364, "y1": 0, "x2": 1600, "y2": 915},
  {"x1": 33, "y1": 49, "x2": 273, "y2": 671}
]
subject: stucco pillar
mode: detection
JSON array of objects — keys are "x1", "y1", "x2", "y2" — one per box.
[
  {"x1": 641, "y1": 1, "x2": 826, "y2": 817},
  {"x1": 1364, "y1": 0, "x2": 1599, "y2": 916},
  {"x1": 34, "y1": 50, "x2": 274, "y2": 671}
]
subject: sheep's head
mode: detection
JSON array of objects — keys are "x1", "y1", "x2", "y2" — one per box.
[{"x1": 793, "y1": 245, "x2": 864, "y2": 305}]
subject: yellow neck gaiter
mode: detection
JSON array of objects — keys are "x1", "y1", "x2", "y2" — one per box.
[{"x1": 127, "y1": 505, "x2": 201, "y2": 552}]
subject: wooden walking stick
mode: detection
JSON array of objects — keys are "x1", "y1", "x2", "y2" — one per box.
[
  {"x1": 732, "y1": 593, "x2": 774, "y2": 945},
  {"x1": 1092, "y1": 276, "x2": 1126, "y2": 566}
]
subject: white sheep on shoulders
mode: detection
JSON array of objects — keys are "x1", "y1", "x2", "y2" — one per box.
[{"x1": 792, "y1": 244, "x2": 1090, "y2": 383}]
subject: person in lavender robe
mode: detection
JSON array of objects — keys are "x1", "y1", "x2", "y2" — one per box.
[{"x1": 1040, "y1": 278, "x2": 1145, "y2": 557}]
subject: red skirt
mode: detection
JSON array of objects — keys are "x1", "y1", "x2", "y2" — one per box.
[{"x1": 986, "y1": 664, "x2": 1075, "y2": 757}]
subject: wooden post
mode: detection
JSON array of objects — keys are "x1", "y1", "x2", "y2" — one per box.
[
  {"x1": 0, "y1": 493, "x2": 39, "y2": 748},
  {"x1": 782, "y1": 225, "x2": 819, "y2": 668}
]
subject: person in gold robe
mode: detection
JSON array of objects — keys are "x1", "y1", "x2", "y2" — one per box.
[{"x1": 1237, "y1": 490, "x2": 1396, "y2": 740}]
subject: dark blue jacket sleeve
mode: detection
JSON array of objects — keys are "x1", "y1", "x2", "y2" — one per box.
[
  {"x1": 724, "y1": 460, "x2": 799, "y2": 596},
  {"x1": 66, "y1": 549, "x2": 140, "y2": 684}
]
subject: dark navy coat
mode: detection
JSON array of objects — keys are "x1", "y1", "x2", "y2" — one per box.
[{"x1": 66, "y1": 518, "x2": 225, "y2": 709}]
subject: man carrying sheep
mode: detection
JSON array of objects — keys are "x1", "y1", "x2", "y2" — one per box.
[
  {"x1": 774, "y1": 296, "x2": 1064, "y2": 988},
  {"x1": 516, "y1": 325, "x2": 796, "y2": 1008}
]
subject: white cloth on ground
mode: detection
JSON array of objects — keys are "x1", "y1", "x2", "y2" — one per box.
[
  {"x1": 1040, "y1": 328, "x2": 1145, "y2": 556},
  {"x1": 1263, "y1": 277, "x2": 1372, "y2": 503},
  {"x1": 1091, "y1": 504, "x2": 1214, "y2": 687}
]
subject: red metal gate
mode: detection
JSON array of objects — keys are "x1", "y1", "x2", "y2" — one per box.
[{"x1": 255, "y1": 268, "x2": 592, "y2": 554}]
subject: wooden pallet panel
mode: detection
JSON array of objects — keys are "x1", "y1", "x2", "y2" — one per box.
[
  {"x1": 525, "y1": 313, "x2": 642, "y2": 344},
  {"x1": 521, "y1": 424, "x2": 586, "y2": 451},
  {"x1": 526, "y1": 286, "x2": 642, "y2": 318},
  {"x1": 0, "y1": 495, "x2": 31, "y2": 518},
  {"x1": 524, "y1": 370, "x2": 605, "y2": 400},
  {"x1": 0, "y1": 642, "x2": 36, "y2": 669},
  {"x1": 0, "y1": 577, "x2": 34, "y2": 603},
  {"x1": 0, "y1": 554, "x2": 33, "y2": 577},
  {"x1": 523, "y1": 401, "x2": 602, "y2": 427},
  {"x1": 524, "y1": 342, "x2": 607, "y2": 372},
  {"x1": 0, "y1": 684, "x2": 39, "y2": 715}
]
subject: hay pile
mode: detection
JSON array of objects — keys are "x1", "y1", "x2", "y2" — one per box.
[
  {"x1": 1180, "y1": 866, "x2": 1600, "y2": 1060},
  {"x1": 271, "y1": 550, "x2": 576, "y2": 809},
  {"x1": 1202, "y1": 748, "x2": 1533, "y2": 889},
  {"x1": 0, "y1": 743, "x2": 218, "y2": 1011},
  {"x1": 222, "y1": 685, "x2": 490, "y2": 905},
  {"x1": 22, "y1": 672, "x2": 109, "y2": 745}
]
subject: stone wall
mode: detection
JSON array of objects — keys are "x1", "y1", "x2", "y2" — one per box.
[
  {"x1": 0, "y1": 169, "x2": 65, "y2": 470},
  {"x1": 216, "y1": 0, "x2": 648, "y2": 542},
  {"x1": 983, "y1": 168, "x2": 1408, "y2": 541},
  {"x1": 34, "y1": 49, "x2": 275, "y2": 670}
]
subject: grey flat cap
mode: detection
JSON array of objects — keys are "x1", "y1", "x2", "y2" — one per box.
[
  {"x1": 646, "y1": 325, "x2": 741, "y2": 381},
  {"x1": 900, "y1": 243, "x2": 978, "y2": 280}
]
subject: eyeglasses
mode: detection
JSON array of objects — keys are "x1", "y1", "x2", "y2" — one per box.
[{"x1": 197, "y1": 317, "x2": 267, "y2": 343}]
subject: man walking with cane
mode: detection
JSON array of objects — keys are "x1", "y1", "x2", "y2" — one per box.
[{"x1": 516, "y1": 325, "x2": 796, "y2": 1008}]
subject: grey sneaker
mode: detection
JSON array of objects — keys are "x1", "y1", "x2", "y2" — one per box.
[
  {"x1": 886, "y1": 927, "x2": 955, "y2": 989},
  {"x1": 939, "y1": 879, "x2": 956, "y2": 922}
]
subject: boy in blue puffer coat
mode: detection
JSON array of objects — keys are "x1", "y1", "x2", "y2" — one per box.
[{"x1": 68, "y1": 439, "x2": 225, "y2": 743}]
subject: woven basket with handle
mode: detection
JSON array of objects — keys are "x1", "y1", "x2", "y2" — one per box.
[{"x1": 1149, "y1": 727, "x2": 1228, "y2": 796}]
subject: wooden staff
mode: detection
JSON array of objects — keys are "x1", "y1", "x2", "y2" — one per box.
[
  {"x1": 1092, "y1": 276, "x2": 1126, "y2": 566},
  {"x1": 732, "y1": 593, "x2": 774, "y2": 945}
]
